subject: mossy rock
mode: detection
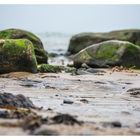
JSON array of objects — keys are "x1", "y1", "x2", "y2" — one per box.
[
  {"x1": 68, "y1": 29, "x2": 140, "y2": 55},
  {"x1": 0, "y1": 39, "x2": 38, "y2": 73},
  {"x1": 0, "y1": 28, "x2": 48, "y2": 64},
  {"x1": 73, "y1": 40, "x2": 140, "y2": 68},
  {"x1": 38, "y1": 64, "x2": 62, "y2": 73}
]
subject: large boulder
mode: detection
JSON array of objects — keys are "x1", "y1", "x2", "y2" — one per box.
[
  {"x1": 68, "y1": 29, "x2": 140, "y2": 55},
  {"x1": 73, "y1": 40, "x2": 140, "y2": 68},
  {"x1": 0, "y1": 28, "x2": 48, "y2": 64},
  {"x1": 0, "y1": 39, "x2": 38, "y2": 73}
]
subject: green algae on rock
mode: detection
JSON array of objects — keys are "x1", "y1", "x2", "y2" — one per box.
[
  {"x1": 73, "y1": 40, "x2": 140, "y2": 68},
  {"x1": 68, "y1": 29, "x2": 140, "y2": 55},
  {"x1": 0, "y1": 28, "x2": 48, "y2": 64},
  {"x1": 38, "y1": 64, "x2": 62, "y2": 73},
  {"x1": 0, "y1": 39, "x2": 38, "y2": 73}
]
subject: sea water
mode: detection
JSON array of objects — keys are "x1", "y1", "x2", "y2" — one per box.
[{"x1": 38, "y1": 32, "x2": 72, "y2": 65}]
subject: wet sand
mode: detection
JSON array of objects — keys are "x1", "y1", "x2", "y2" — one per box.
[{"x1": 0, "y1": 69, "x2": 140, "y2": 135}]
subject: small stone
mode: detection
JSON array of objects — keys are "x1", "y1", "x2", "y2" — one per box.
[
  {"x1": 94, "y1": 81, "x2": 106, "y2": 84},
  {"x1": 81, "y1": 63, "x2": 90, "y2": 68},
  {"x1": 0, "y1": 110, "x2": 9, "y2": 118},
  {"x1": 136, "y1": 122, "x2": 140, "y2": 128},
  {"x1": 126, "y1": 88, "x2": 140, "y2": 96},
  {"x1": 63, "y1": 99, "x2": 74, "y2": 104},
  {"x1": 51, "y1": 114, "x2": 82, "y2": 125},
  {"x1": 0, "y1": 92, "x2": 36, "y2": 109},
  {"x1": 47, "y1": 108, "x2": 53, "y2": 111},
  {"x1": 32, "y1": 128, "x2": 58, "y2": 135},
  {"x1": 102, "y1": 121, "x2": 122, "y2": 128},
  {"x1": 80, "y1": 99, "x2": 89, "y2": 103},
  {"x1": 111, "y1": 121, "x2": 122, "y2": 127}
]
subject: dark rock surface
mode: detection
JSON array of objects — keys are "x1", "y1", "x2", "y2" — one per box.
[
  {"x1": 51, "y1": 114, "x2": 82, "y2": 125},
  {"x1": 0, "y1": 39, "x2": 38, "y2": 73},
  {"x1": 0, "y1": 92, "x2": 36, "y2": 109},
  {"x1": 73, "y1": 40, "x2": 140, "y2": 68},
  {"x1": 0, "y1": 28, "x2": 48, "y2": 64},
  {"x1": 68, "y1": 29, "x2": 140, "y2": 55}
]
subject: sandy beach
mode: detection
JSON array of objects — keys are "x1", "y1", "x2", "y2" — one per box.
[{"x1": 0, "y1": 68, "x2": 140, "y2": 135}]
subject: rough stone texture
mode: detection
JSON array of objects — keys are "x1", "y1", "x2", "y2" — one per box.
[
  {"x1": 0, "y1": 28, "x2": 48, "y2": 64},
  {"x1": 0, "y1": 92, "x2": 35, "y2": 109},
  {"x1": 38, "y1": 64, "x2": 62, "y2": 73},
  {"x1": 52, "y1": 114, "x2": 82, "y2": 125},
  {"x1": 68, "y1": 29, "x2": 140, "y2": 55},
  {"x1": 0, "y1": 39, "x2": 38, "y2": 73},
  {"x1": 126, "y1": 88, "x2": 140, "y2": 96},
  {"x1": 73, "y1": 40, "x2": 140, "y2": 68}
]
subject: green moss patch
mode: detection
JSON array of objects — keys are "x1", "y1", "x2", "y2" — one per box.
[
  {"x1": 38, "y1": 64, "x2": 62, "y2": 73},
  {"x1": 68, "y1": 29, "x2": 140, "y2": 55},
  {"x1": 0, "y1": 28, "x2": 48, "y2": 64},
  {"x1": 74, "y1": 40, "x2": 140, "y2": 68},
  {"x1": 0, "y1": 39, "x2": 38, "y2": 73}
]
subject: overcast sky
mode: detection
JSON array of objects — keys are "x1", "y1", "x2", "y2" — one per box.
[{"x1": 0, "y1": 5, "x2": 140, "y2": 33}]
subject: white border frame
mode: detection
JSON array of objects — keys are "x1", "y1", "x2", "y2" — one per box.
[{"x1": 0, "y1": 0, "x2": 140, "y2": 4}]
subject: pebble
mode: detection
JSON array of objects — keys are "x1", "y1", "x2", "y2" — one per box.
[{"x1": 63, "y1": 99, "x2": 74, "y2": 104}]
